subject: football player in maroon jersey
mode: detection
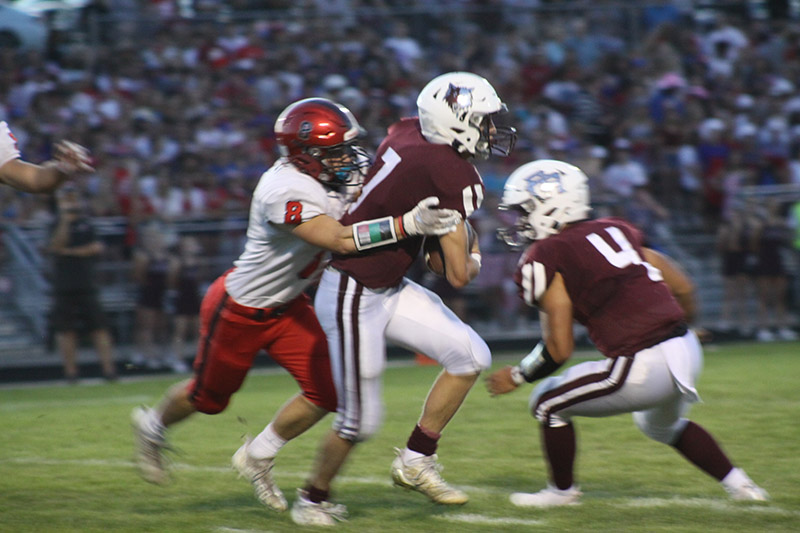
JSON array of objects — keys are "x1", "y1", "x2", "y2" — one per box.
[
  {"x1": 486, "y1": 159, "x2": 769, "y2": 506},
  {"x1": 290, "y1": 72, "x2": 517, "y2": 526},
  {"x1": 130, "y1": 98, "x2": 461, "y2": 510}
]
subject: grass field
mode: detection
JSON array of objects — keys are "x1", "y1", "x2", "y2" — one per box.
[{"x1": 1, "y1": 342, "x2": 798, "y2": 532}]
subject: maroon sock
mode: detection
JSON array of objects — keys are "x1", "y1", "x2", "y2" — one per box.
[
  {"x1": 406, "y1": 424, "x2": 440, "y2": 456},
  {"x1": 671, "y1": 421, "x2": 734, "y2": 481},
  {"x1": 304, "y1": 484, "x2": 329, "y2": 504},
  {"x1": 542, "y1": 423, "x2": 576, "y2": 490}
]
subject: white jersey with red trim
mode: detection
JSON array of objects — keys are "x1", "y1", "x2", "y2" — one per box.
[
  {"x1": 225, "y1": 158, "x2": 349, "y2": 309},
  {"x1": 0, "y1": 121, "x2": 21, "y2": 169}
]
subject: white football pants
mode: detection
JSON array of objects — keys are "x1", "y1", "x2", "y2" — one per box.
[
  {"x1": 529, "y1": 330, "x2": 703, "y2": 444},
  {"x1": 315, "y1": 267, "x2": 491, "y2": 442}
]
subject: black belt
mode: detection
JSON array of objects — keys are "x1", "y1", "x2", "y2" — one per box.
[
  {"x1": 224, "y1": 295, "x2": 291, "y2": 321},
  {"x1": 250, "y1": 305, "x2": 290, "y2": 320}
]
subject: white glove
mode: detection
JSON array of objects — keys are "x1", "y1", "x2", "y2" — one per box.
[
  {"x1": 53, "y1": 140, "x2": 94, "y2": 174},
  {"x1": 401, "y1": 196, "x2": 462, "y2": 237}
]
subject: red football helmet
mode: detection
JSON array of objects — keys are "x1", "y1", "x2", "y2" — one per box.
[{"x1": 274, "y1": 98, "x2": 369, "y2": 190}]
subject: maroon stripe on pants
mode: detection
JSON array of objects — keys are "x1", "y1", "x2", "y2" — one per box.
[
  {"x1": 535, "y1": 356, "x2": 634, "y2": 426},
  {"x1": 335, "y1": 272, "x2": 364, "y2": 438}
]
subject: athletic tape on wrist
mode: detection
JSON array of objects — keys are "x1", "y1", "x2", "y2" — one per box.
[
  {"x1": 353, "y1": 216, "x2": 398, "y2": 251},
  {"x1": 518, "y1": 341, "x2": 562, "y2": 383},
  {"x1": 510, "y1": 365, "x2": 526, "y2": 386}
]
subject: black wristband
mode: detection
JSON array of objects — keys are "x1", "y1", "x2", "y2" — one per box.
[{"x1": 518, "y1": 341, "x2": 562, "y2": 383}]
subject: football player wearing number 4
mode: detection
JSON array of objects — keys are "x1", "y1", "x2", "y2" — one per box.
[
  {"x1": 486, "y1": 159, "x2": 769, "y2": 507},
  {"x1": 289, "y1": 72, "x2": 517, "y2": 527},
  {"x1": 131, "y1": 98, "x2": 462, "y2": 510}
]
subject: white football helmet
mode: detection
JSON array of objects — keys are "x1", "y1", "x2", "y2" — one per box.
[
  {"x1": 417, "y1": 71, "x2": 516, "y2": 159},
  {"x1": 497, "y1": 159, "x2": 592, "y2": 246}
]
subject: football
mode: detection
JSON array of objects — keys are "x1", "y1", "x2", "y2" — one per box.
[{"x1": 424, "y1": 222, "x2": 476, "y2": 276}]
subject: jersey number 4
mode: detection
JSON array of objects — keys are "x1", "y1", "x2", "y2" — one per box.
[{"x1": 586, "y1": 227, "x2": 663, "y2": 281}]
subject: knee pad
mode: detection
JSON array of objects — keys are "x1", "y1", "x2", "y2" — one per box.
[
  {"x1": 633, "y1": 413, "x2": 689, "y2": 444},
  {"x1": 470, "y1": 330, "x2": 492, "y2": 371},
  {"x1": 334, "y1": 418, "x2": 382, "y2": 443},
  {"x1": 333, "y1": 402, "x2": 383, "y2": 443},
  {"x1": 442, "y1": 328, "x2": 491, "y2": 375}
]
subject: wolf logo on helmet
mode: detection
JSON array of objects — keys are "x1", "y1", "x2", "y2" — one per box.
[{"x1": 444, "y1": 84, "x2": 473, "y2": 118}]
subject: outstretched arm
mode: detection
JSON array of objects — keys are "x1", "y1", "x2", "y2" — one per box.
[
  {"x1": 292, "y1": 196, "x2": 462, "y2": 255},
  {"x1": 0, "y1": 141, "x2": 93, "y2": 193},
  {"x1": 486, "y1": 272, "x2": 574, "y2": 396}
]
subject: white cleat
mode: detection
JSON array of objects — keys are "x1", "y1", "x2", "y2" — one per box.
[
  {"x1": 390, "y1": 447, "x2": 468, "y2": 505},
  {"x1": 290, "y1": 489, "x2": 348, "y2": 527},
  {"x1": 131, "y1": 406, "x2": 170, "y2": 485},
  {"x1": 232, "y1": 439, "x2": 287, "y2": 512},
  {"x1": 725, "y1": 471, "x2": 770, "y2": 502},
  {"x1": 510, "y1": 484, "x2": 582, "y2": 507}
]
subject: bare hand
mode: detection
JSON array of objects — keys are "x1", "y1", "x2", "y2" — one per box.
[
  {"x1": 54, "y1": 140, "x2": 94, "y2": 174},
  {"x1": 485, "y1": 366, "x2": 519, "y2": 397}
]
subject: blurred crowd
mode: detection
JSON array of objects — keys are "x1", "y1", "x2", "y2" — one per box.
[{"x1": 1, "y1": 0, "x2": 799, "y2": 338}]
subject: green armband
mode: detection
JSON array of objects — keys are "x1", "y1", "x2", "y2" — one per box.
[
  {"x1": 514, "y1": 341, "x2": 562, "y2": 384},
  {"x1": 353, "y1": 216, "x2": 398, "y2": 251}
]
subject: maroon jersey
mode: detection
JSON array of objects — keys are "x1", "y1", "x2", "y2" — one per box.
[
  {"x1": 514, "y1": 217, "x2": 685, "y2": 357},
  {"x1": 332, "y1": 118, "x2": 484, "y2": 288}
]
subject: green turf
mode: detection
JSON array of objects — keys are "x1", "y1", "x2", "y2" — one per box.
[{"x1": 1, "y1": 342, "x2": 798, "y2": 532}]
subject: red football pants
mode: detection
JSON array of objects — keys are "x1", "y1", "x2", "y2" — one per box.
[{"x1": 188, "y1": 273, "x2": 336, "y2": 414}]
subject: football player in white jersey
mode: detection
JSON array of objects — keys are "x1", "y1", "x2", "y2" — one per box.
[
  {"x1": 131, "y1": 98, "x2": 462, "y2": 511},
  {"x1": 0, "y1": 121, "x2": 93, "y2": 192}
]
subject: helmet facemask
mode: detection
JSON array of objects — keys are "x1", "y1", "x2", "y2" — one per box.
[
  {"x1": 496, "y1": 203, "x2": 537, "y2": 248},
  {"x1": 315, "y1": 141, "x2": 370, "y2": 198},
  {"x1": 472, "y1": 110, "x2": 517, "y2": 160}
]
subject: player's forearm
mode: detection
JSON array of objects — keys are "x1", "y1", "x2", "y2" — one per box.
[{"x1": 0, "y1": 160, "x2": 66, "y2": 193}]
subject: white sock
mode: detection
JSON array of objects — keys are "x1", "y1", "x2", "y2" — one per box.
[
  {"x1": 247, "y1": 423, "x2": 287, "y2": 459},
  {"x1": 721, "y1": 467, "x2": 748, "y2": 490},
  {"x1": 401, "y1": 448, "x2": 426, "y2": 463}
]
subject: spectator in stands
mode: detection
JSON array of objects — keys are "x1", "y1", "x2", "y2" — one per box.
[
  {"x1": 130, "y1": 223, "x2": 173, "y2": 370},
  {"x1": 715, "y1": 203, "x2": 758, "y2": 336},
  {"x1": 166, "y1": 235, "x2": 201, "y2": 373},
  {"x1": 48, "y1": 183, "x2": 117, "y2": 383},
  {"x1": 751, "y1": 199, "x2": 797, "y2": 342}
]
